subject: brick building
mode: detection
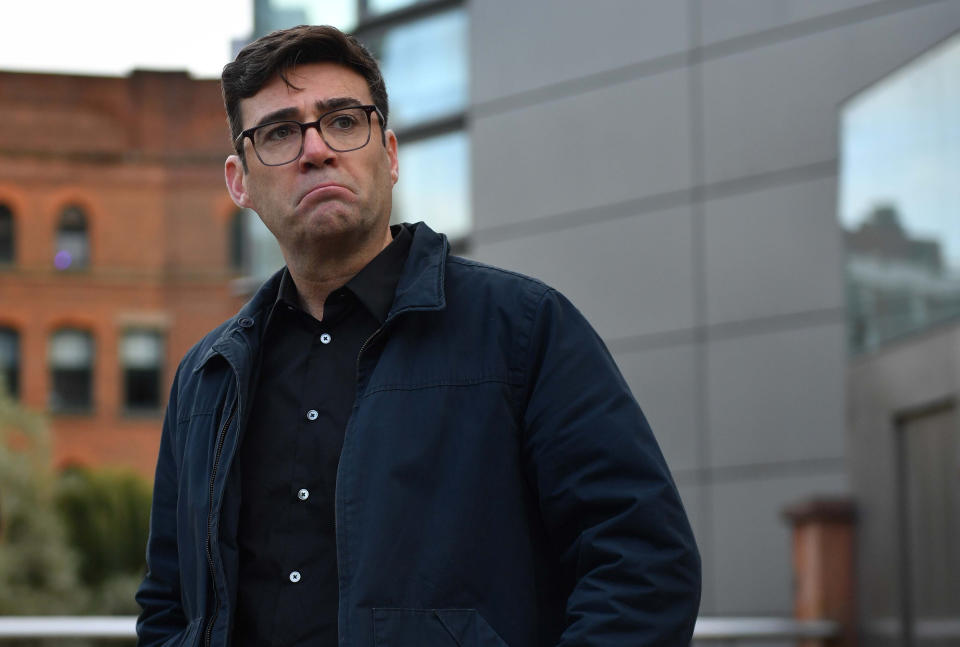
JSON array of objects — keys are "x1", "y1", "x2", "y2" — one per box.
[{"x1": 0, "y1": 69, "x2": 248, "y2": 476}]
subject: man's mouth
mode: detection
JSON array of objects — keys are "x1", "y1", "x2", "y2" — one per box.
[{"x1": 299, "y1": 182, "x2": 353, "y2": 204}]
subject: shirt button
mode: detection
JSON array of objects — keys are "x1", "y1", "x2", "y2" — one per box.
[
  {"x1": 306, "y1": 409, "x2": 318, "y2": 421},
  {"x1": 289, "y1": 571, "x2": 301, "y2": 583},
  {"x1": 297, "y1": 488, "x2": 309, "y2": 501},
  {"x1": 320, "y1": 332, "x2": 332, "y2": 344}
]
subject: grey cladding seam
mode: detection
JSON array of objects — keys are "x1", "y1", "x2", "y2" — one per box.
[
  {"x1": 471, "y1": 0, "x2": 949, "y2": 118},
  {"x1": 472, "y1": 159, "x2": 838, "y2": 245},
  {"x1": 605, "y1": 306, "x2": 845, "y2": 357},
  {"x1": 671, "y1": 456, "x2": 848, "y2": 487}
]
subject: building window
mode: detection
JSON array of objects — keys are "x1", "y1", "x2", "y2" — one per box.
[
  {"x1": 360, "y1": 5, "x2": 471, "y2": 242},
  {"x1": 0, "y1": 327, "x2": 19, "y2": 399},
  {"x1": 55, "y1": 205, "x2": 90, "y2": 270},
  {"x1": 229, "y1": 208, "x2": 285, "y2": 281},
  {"x1": 367, "y1": 0, "x2": 432, "y2": 15},
  {"x1": 0, "y1": 204, "x2": 13, "y2": 265},
  {"x1": 840, "y1": 32, "x2": 960, "y2": 354},
  {"x1": 121, "y1": 330, "x2": 164, "y2": 413},
  {"x1": 49, "y1": 329, "x2": 94, "y2": 413}
]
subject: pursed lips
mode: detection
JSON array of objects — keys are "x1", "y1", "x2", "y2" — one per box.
[{"x1": 298, "y1": 181, "x2": 355, "y2": 205}]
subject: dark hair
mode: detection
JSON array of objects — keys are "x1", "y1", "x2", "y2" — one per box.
[{"x1": 221, "y1": 25, "x2": 389, "y2": 157}]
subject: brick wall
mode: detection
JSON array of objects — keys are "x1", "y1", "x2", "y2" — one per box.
[{"x1": 0, "y1": 69, "x2": 249, "y2": 476}]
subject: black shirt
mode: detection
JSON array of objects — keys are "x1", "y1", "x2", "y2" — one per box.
[{"x1": 234, "y1": 226, "x2": 412, "y2": 646}]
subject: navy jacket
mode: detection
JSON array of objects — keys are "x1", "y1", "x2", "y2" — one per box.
[{"x1": 136, "y1": 222, "x2": 700, "y2": 647}]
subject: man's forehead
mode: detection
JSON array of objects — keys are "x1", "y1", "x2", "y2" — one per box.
[{"x1": 239, "y1": 62, "x2": 371, "y2": 127}]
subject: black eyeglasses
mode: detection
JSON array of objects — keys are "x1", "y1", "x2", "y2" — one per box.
[{"x1": 235, "y1": 105, "x2": 385, "y2": 166}]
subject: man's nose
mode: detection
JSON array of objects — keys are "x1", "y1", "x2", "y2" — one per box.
[{"x1": 298, "y1": 123, "x2": 336, "y2": 168}]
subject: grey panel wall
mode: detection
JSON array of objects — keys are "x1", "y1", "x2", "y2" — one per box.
[{"x1": 467, "y1": 0, "x2": 960, "y2": 616}]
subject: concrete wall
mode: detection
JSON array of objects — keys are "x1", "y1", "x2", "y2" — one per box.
[{"x1": 467, "y1": 0, "x2": 960, "y2": 614}]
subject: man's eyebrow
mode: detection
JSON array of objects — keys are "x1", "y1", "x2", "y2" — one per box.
[
  {"x1": 251, "y1": 97, "x2": 364, "y2": 129},
  {"x1": 315, "y1": 97, "x2": 363, "y2": 112},
  {"x1": 252, "y1": 106, "x2": 300, "y2": 128}
]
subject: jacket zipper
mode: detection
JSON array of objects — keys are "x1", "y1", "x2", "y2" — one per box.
[
  {"x1": 336, "y1": 324, "x2": 384, "y2": 538},
  {"x1": 334, "y1": 323, "x2": 386, "y2": 644},
  {"x1": 204, "y1": 397, "x2": 237, "y2": 647}
]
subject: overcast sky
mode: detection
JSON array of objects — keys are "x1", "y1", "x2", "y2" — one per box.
[{"x1": 0, "y1": 1, "x2": 255, "y2": 78}]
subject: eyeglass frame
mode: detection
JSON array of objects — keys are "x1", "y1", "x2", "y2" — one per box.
[{"x1": 234, "y1": 104, "x2": 387, "y2": 166}]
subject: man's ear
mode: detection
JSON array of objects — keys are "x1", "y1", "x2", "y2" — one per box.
[
  {"x1": 225, "y1": 154, "x2": 252, "y2": 208},
  {"x1": 385, "y1": 130, "x2": 399, "y2": 185}
]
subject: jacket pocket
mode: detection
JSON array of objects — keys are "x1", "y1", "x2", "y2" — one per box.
[
  {"x1": 372, "y1": 608, "x2": 509, "y2": 647},
  {"x1": 156, "y1": 616, "x2": 204, "y2": 647}
]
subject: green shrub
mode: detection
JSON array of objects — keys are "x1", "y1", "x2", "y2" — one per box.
[
  {"x1": 55, "y1": 466, "x2": 152, "y2": 591},
  {"x1": 0, "y1": 377, "x2": 83, "y2": 615}
]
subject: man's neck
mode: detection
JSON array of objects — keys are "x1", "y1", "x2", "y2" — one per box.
[{"x1": 284, "y1": 226, "x2": 394, "y2": 321}]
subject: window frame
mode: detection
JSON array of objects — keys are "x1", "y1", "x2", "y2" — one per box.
[
  {"x1": 0, "y1": 203, "x2": 14, "y2": 266},
  {"x1": 120, "y1": 328, "x2": 165, "y2": 416},
  {"x1": 48, "y1": 328, "x2": 95, "y2": 415},
  {"x1": 0, "y1": 326, "x2": 19, "y2": 399},
  {"x1": 55, "y1": 204, "x2": 91, "y2": 271}
]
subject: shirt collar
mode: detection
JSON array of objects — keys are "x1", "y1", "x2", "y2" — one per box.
[{"x1": 273, "y1": 224, "x2": 413, "y2": 324}]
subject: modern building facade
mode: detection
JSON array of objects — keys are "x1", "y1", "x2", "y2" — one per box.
[
  {"x1": 464, "y1": 0, "x2": 960, "y2": 621},
  {"x1": 0, "y1": 70, "x2": 246, "y2": 475}
]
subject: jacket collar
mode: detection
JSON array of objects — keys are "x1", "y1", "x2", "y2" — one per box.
[
  {"x1": 387, "y1": 221, "x2": 448, "y2": 321},
  {"x1": 198, "y1": 221, "x2": 448, "y2": 370}
]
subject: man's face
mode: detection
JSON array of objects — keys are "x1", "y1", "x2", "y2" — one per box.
[{"x1": 225, "y1": 62, "x2": 398, "y2": 256}]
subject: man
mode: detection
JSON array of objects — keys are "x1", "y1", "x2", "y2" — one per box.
[{"x1": 136, "y1": 25, "x2": 700, "y2": 647}]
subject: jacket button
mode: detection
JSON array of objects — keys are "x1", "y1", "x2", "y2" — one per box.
[
  {"x1": 297, "y1": 488, "x2": 309, "y2": 501},
  {"x1": 320, "y1": 332, "x2": 332, "y2": 344},
  {"x1": 238, "y1": 317, "x2": 254, "y2": 328},
  {"x1": 289, "y1": 570, "x2": 301, "y2": 583},
  {"x1": 306, "y1": 409, "x2": 319, "y2": 421}
]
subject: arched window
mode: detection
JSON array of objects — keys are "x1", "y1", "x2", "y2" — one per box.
[
  {"x1": 49, "y1": 328, "x2": 94, "y2": 412},
  {"x1": 0, "y1": 327, "x2": 19, "y2": 398},
  {"x1": 55, "y1": 205, "x2": 90, "y2": 270},
  {"x1": 121, "y1": 329, "x2": 164, "y2": 413},
  {"x1": 0, "y1": 203, "x2": 13, "y2": 265}
]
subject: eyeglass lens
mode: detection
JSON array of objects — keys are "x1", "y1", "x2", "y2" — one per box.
[{"x1": 252, "y1": 107, "x2": 372, "y2": 165}]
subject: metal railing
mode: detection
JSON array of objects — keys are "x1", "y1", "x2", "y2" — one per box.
[
  {"x1": 0, "y1": 616, "x2": 134, "y2": 640},
  {"x1": 0, "y1": 616, "x2": 839, "y2": 643},
  {"x1": 693, "y1": 617, "x2": 839, "y2": 642}
]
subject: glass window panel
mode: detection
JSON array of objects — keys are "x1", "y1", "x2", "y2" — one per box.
[
  {"x1": 231, "y1": 208, "x2": 284, "y2": 281},
  {"x1": 49, "y1": 329, "x2": 93, "y2": 412},
  {"x1": 122, "y1": 331, "x2": 162, "y2": 369},
  {"x1": 50, "y1": 330, "x2": 94, "y2": 368},
  {"x1": 368, "y1": 0, "x2": 431, "y2": 15},
  {"x1": 122, "y1": 330, "x2": 163, "y2": 412},
  {"x1": 0, "y1": 204, "x2": 13, "y2": 264},
  {"x1": 246, "y1": 209, "x2": 286, "y2": 280},
  {"x1": 230, "y1": 209, "x2": 249, "y2": 272},
  {"x1": 0, "y1": 327, "x2": 19, "y2": 398},
  {"x1": 125, "y1": 368, "x2": 161, "y2": 411},
  {"x1": 366, "y1": 8, "x2": 467, "y2": 130},
  {"x1": 391, "y1": 131, "x2": 470, "y2": 241},
  {"x1": 55, "y1": 205, "x2": 90, "y2": 270},
  {"x1": 839, "y1": 33, "x2": 960, "y2": 354},
  {"x1": 261, "y1": 0, "x2": 356, "y2": 33}
]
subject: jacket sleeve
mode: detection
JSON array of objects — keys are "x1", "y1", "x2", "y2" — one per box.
[
  {"x1": 135, "y1": 365, "x2": 189, "y2": 646},
  {"x1": 520, "y1": 288, "x2": 701, "y2": 647}
]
